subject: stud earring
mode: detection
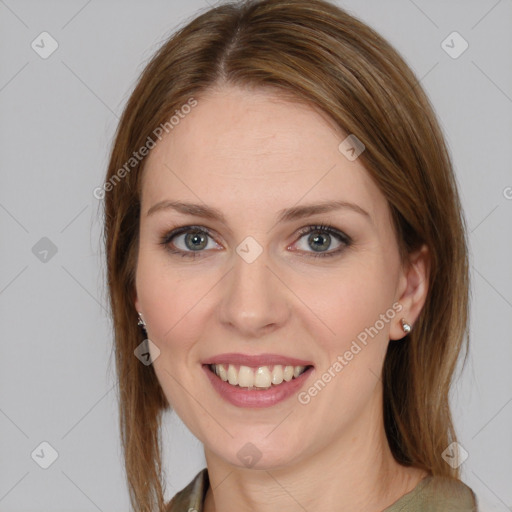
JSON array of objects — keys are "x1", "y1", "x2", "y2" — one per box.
[
  {"x1": 137, "y1": 312, "x2": 147, "y2": 332},
  {"x1": 400, "y1": 318, "x2": 412, "y2": 334}
]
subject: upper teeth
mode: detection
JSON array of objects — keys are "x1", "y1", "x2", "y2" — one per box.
[{"x1": 210, "y1": 364, "x2": 307, "y2": 389}]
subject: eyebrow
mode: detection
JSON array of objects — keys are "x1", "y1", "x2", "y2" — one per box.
[{"x1": 146, "y1": 199, "x2": 371, "y2": 224}]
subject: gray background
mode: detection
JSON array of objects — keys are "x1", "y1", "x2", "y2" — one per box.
[{"x1": 1, "y1": 0, "x2": 511, "y2": 510}]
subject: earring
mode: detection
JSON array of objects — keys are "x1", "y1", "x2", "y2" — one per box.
[
  {"x1": 401, "y1": 318, "x2": 412, "y2": 334},
  {"x1": 137, "y1": 312, "x2": 147, "y2": 331}
]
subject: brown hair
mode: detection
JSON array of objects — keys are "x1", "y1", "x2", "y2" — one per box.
[{"x1": 102, "y1": 0, "x2": 470, "y2": 510}]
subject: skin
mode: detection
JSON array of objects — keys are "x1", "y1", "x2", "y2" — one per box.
[{"x1": 134, "y1": 84, "x2": 430, "y2": 512}]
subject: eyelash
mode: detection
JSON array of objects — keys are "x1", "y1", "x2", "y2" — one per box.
[{"x1": 159, "y1": 224, "x2": 352, "y2": 260}]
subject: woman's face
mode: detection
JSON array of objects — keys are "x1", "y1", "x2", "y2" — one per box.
[{"x1": 134, "y1": 85, "x2": 420, "y2": 469}]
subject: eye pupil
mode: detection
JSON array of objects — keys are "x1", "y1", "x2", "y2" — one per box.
[
  {"x1": 185, "y1": 231, "x2": 207, "y2": 251},
  {"x1": 309, "y1": 232, "x2": 330, "y2": 252}
]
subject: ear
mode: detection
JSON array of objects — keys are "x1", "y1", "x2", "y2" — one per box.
[
  {"x1": 133, "y1": 287, "x2": 141, "y2": 314},
  {"x1": 390, "y1": 244, "x2": 430, "y2": 340}
]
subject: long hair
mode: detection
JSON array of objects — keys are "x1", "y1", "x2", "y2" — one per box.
[{"x1": 102, "y1": 0, "x2": 470, "y2": 509}]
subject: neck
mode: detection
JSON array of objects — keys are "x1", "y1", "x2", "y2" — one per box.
[{"x1": 203, "y1": 391, "x2": 428, "y2": 512}]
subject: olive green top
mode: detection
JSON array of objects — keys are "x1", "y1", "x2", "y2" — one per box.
[{"x1": 166, "y1": 468, "x2": 478, "y2": 511}]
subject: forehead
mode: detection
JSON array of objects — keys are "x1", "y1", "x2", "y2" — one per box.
[{"x1": 141, "y1": 85, "x2": 386, "y2": 222}]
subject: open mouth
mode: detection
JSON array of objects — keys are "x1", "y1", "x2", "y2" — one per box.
[{"x1": 207, "y1": 363, "x2": 314, "y2": 390}]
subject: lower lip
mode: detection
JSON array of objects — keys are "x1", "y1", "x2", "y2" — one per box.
[{"x1": 203, "y1": 365, "x2": 314, "y2": 408}]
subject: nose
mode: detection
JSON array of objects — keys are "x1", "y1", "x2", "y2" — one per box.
[{"x1": 217, "y1": 245, "x2": 291, "y2": 338}]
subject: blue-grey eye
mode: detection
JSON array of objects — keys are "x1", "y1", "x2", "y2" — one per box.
[
  {"x1": 183, "y1": 230, "x2": 209, "y2": 251},
  {"x1": 294, "y1": 226, "x2": 346, "y2": 254},
  {"x1": 307, "y1": 232, "x2": 331, "y2": 252}
]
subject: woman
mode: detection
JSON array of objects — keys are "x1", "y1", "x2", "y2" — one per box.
[{"x1": 103, "y1": 0, "x2": 477, "y2": 510}]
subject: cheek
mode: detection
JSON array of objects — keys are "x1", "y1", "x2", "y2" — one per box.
[
  {"x1": 135, "y1": 248, "x2": 223, "y2": 363},
  {"x1": 135, "y1": 255, "x2": 212, "y2": 418},
  {"x1": 310, "y1": 260, "x2": 398, "y2": 341},
  {"x1": 302, "y1": 257, "x2": 400, "y2": 403},
  {"x1": 293, "y1": 264, "x2": 398, "y2": 427},
  {"x1": 138, "y1": 270, "x2": 203, "y2": 350}
]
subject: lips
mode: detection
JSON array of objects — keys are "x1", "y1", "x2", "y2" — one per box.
[
  {"x1": 203, "y1": 363, "x2": 314, "y2": 408},
  {"x1": 201, "y1": 352, "x2": 315, "y2": 407},
  {"x1": 202, "y1": 352, "x2": 314, "y2": 367}
]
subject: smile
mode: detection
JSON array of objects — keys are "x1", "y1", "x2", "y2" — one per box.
[{"x1": 209, "y1": 363, "x2": 311, "y2": 389}]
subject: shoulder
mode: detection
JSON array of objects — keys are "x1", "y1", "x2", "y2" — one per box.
[
  {"x1": 384, "y1": 475, "x2": 478, "y2": 512},
  {"x1": 165, "y1": 469, "x2": 477, "y2": 512},
  {"x1": 165, "y1": 468, "x2": 209, "y2": 512}
]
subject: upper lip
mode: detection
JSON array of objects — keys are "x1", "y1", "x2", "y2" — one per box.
[{"x1": 202, "y1": 353, "x2": 314, "y2": 367}]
